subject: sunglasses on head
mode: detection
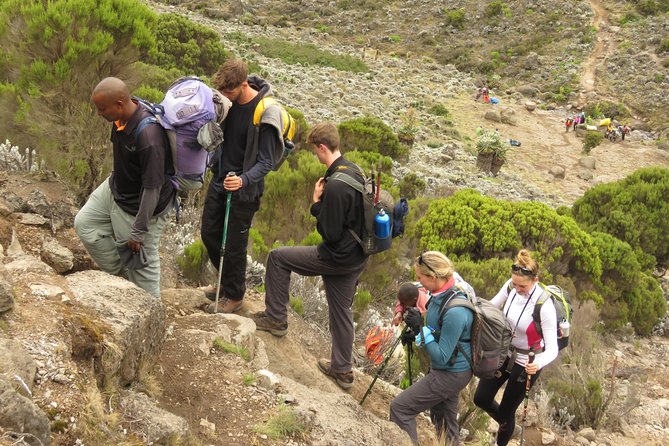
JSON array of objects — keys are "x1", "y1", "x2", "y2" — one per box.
[
  {"x1": 512, "y1": 264, "x2": 535, "y2": 276},
  {"x1": 418, "y1": 252, "x2": 438, "y2": 277}
]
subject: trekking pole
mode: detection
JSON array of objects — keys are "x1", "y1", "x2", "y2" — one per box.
[
  {"x1": 519, "y1": 351, "x2": 535, "y2": 446},
  {"x1": 406, "y1": 340, "x2": 413, "y2": 386},
  {"x1": 360, "y1": 326, "x2": 407, "y2": 406},
  {"x1": 213, "y1": 171, "x2": 235, "y2": 314}
]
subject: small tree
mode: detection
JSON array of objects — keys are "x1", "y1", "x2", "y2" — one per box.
[{"x1": 583, "y1": 131, "x2": 603, "y2": 154}]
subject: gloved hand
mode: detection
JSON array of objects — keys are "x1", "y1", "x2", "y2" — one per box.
[
  {"x1": 401, "y1": 327, "x2": 416, "y2": 346},
  {"x1": 404, "y1": 307, "x2": 422, "y2": 335},
  {"x1": 415, "y1": 326, "x2": 435, "y2": 346}
]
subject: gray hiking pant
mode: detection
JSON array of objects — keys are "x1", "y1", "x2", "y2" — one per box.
[
  {"x1": 264, "y1": 246, "x2": 367, "y2": 372},
  {"x1": 390, "y1": 368, "x2": 472, "y2": 445},
  {"x1": 74, "y1": 178, "x2": 171, "y2": 298}
]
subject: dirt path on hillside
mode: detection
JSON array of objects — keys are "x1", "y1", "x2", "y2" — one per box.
[
  {"x1": 581, "y1": 0, "x2": 611, "y2": 93},
  {"x1": 449, "y1": 97, "x2": 669, "y2": 204}
]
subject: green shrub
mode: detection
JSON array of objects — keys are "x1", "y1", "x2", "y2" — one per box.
[
  {"x1": 132, "y1": 85, "x2": 164, "y2": 103},
  {"x1": 338, "y1": 116, "x2": 407, "y2": 159},
  {"x1": 659, "y1": 38, "x2": 669, "y2": 53},
  {"x1": 146, "y1": 13, "x2": 228, "y2": 76},
  {"x1": 289, "y1": 297, "x2": 304, "y2": 317},
  {"x1": 176, "y1": 240, "x2": 209, "y2": 284},
  {"x1": 427, "y1": 103, "x2": 451, "y2": 117},
  {"x1": 572, "y1": 167, "x2": 669, "y2": 269},
  {"x1": 353, "y1": 289, "x2": 372, "y2": 322},
  {"x1": 443, "y1": 9, "x2": 466, "y2": 29},
  {"x1": 413, "y1": 189, "x2": 603, "y2": 282},
  {"x1": 399, "y1": 172, "x2": 427, "y2": 200},
  {"x1": 582, "y1": 131, "x2": 603, "y2": 154},
  {"x1": 485, "y1": 1, "x2": 511, "y2": 17},
  {"x1": 249, "y1": 228, "x2": 269, "y2": 262},
  {"x1": 253, "y1": 406, "x2": 307, "y2": 440},
  {"x1": 253, "y1": 37, "x2": 368, "y2": 73}
]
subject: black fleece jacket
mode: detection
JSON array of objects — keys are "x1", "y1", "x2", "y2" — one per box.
[{"x1": 311, "y1": 156, "x2": 367, "y2": 266}]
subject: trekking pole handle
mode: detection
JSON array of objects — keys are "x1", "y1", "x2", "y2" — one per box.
[{"x1": 525, "y1": 351, "x2": 535, "y2": 387}]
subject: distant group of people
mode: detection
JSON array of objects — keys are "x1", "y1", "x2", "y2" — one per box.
[
  {"x1": 76, "y1": 61, "x2": 562, "y2": 446},
  {"x1": 565, "y1": 112, "x2": 631, "y2": 142},
  {"x1": 564, "y1": 112, "x2": 585, "y2": 132},
  {"x1": 475, "y1": 86, "x2": 490, "y2": 103}
]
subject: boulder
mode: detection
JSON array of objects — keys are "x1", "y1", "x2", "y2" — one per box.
[
  {"x1": 500, "y1": 107, "x2": 518, "y2": 126},
  {"x1": 120, "y1": 391, "x2": 189, "y2": 444},
  {"x1": 0, "y1": 376, "x2": 50, "y2": 446},
  {"x1": 0, "y1": 339, "x2": 37, "y2": 396},
  {"x1": 40, "y1": 237, "x2": 74, "y2": 273},
  {"x1": 65, "y1": 271, "x2": 166, "y2": 387},
  {"x1": 0, "y1": 271, "x2": 14, "y2": 313},
  {"x1": 549, "y1": 166, "x2": 565, "y2": 179},
  {"x1": 484, "y1": 110, "x2": 502, "y2": 122},
  {"x1": 516, "y1": 85, "x2": 539, "y2": 97},
  {"x1": 579, "y1": 156, "x2": 596, "y2": 170},
  {"x1": 525, "y1": 101, "x2": 537, "y2": 112}
]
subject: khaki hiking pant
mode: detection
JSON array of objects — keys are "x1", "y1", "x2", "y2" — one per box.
[{"x1": 74, "y1": 178, "x2": 171, "y2": 298}]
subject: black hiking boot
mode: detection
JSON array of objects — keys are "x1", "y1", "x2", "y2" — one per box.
[{"x1": 251, "y1": 311, "x2": 288, "y2": 337}]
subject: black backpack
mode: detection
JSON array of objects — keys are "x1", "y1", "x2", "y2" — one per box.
[{"x1": 328, "y1": 164, "x2": 406, "y2": 255}]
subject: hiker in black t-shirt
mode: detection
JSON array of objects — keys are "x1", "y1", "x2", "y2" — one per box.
[
  {"x1": 200, "y1": 59, "x2": 283, "y2": 313},
  {"x1": 252, "y1": 123, "x2": 368, "y2": 390},
  {"x1": 74, "y1": 77, "x2": 175, "y2": 298}
]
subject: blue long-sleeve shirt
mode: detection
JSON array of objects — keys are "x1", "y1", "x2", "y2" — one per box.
[{"x1": 423, "y1": 288, "x2": 474, "y2": 372}]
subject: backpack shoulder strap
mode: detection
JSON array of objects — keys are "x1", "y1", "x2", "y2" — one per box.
[
  {"x1": 531, "y1": 283, "x2": 552, "y2": 337},
  {"x1": 133, "y1": 116, "x2": 160, "y2": 139},
  {"x1": 328, "y1": 170, "x2": 364, "y2": 193},
  {"x1": 253, "y1": 97, "x2": 278, "y2": 126}
]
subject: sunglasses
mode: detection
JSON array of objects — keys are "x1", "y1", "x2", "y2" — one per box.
[
  {"x1": 418, "y1": 252, "x2": 438, "y2": 277},
  {"x1": 512, "y1": 264, "x2": 535, "y2": 276}
]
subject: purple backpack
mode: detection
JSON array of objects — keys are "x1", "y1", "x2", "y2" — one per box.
[{"x1": 135, "y1": 77, "x2": 224, "y2": 190}]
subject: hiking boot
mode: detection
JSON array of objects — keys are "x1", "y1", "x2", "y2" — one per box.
[
  {"x1": 206, "y1": 298, "x2": 243, "y2": 314},
  {"x1": 251, "y1": 311, "x2": 288, "y2": 337},
  {"x1": 317, "y1": 359, "x2": 354, "y2": 390},
  {"x1": 199, "y1": 285, "x2": 218, "y2": 301}
]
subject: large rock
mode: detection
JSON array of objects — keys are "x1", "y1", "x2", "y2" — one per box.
[
  {"x1": 120, "y1": 391, "x2": 189, "y2": 444},
  {"x1": 516, "y1": 84, "x2": 540, "y2": 97},
  {"x1": 525, "y1": 101, "x2": 537, "y2": 111},
  {"x1": 484, "y1": 110, "x2": 501, "y2": 122},
  {"x1": 40, "y1": 237, "x2": 74, "y2": 273},
  {"x1": 65, "y1": 271, "x2": 166, "y2": 387},
  {"x1": 579, "y1": 156, "x2": 596, "y2": 170},
  {"x1": 500, "y1": 107, "x2": 518, "y2": 126},
  {"x1": 0, "y1": 268, "x2": 14, "y2": 313},
  {"x1": 0, "y1": 376, "x2": 50, "y2": 446},
  {"x1": 0, "y1": 339, "x2": 37, "y2": 396}
]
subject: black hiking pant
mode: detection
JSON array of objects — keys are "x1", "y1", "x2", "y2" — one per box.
[
  {"x1": 201, "y1": 182, "x2": 260, "y2": 301},
  {"x1": 473, "y1": 358, "x2": 541, "y2": 446}
]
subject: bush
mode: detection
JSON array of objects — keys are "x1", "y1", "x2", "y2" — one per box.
[
  {"x1": 427, "y1": 103, "x2": 451, "y2": 117},
  {"x1": 659, "y1": 38, "x2": 669, "y2": 53},
  {"x1": 353, "y1": 289, "x2": 372, "y2": 323},
  {"x1": 572, "y1": 167, "x2": 669, "y2": 269},
  {"x1": 176, "y1": 240, "x2": 209, "y2": 284},
  {"x1": 485, "y1": 1, "x2": 511, "y2": 18},
  {"x1": 582, "y1": 131, "x2": 603, "y2": 154},
  {"x1": 338, "y1": 116, "x2": 408, "y2": 159},
  {"x1": 443, "y1": 9, "x2": 466, "y2": 29},
  {"x1": 253, "y1": 37, "x2": 368, "y2": 73},
  {"x1": 146, "y1": 13, "x2": 229, "y2": 76},
  {"x1": 413, "y1": 189, "x2": 603, "y2": 291},
  {"x1": 399, "y1": 172, "x2": 427, "y2": 200}
]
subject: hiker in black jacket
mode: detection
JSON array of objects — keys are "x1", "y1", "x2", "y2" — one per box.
[
  {"x1": 252, "y1": 122, "x2": 368, "y2": 390},
  {"x1": 200, "y1": 58, "x2": 283, "y2": 314}
]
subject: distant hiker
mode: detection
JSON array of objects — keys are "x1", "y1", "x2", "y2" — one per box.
[
  {"x1": 565, "y1": 116, "x2": 573, "y2": 132},
  {"x1": 74, "y1": 77, "x2": 176, "y2": 298},
  {"x1": 252, "y1": 122, "x2": 368, "y2": 390},
  {"x1": 473, "y1": 249, "x2": 558, "y2": 446},
  {"x1": 200, "y1": 58, "x2": 280, "y2": 313},
  {"x1": 390, "y1": 251, "x2": 474, "y2": 445},
  {"x1": 621, "y1": 124, "x2": 630, "y2": 141}
]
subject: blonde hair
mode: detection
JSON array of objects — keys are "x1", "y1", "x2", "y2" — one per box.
[
  {"x1": 413, "y1": 251, "x2": 454, "y2": 279},
  {"x1": 513, "y1": 249, "x2": 539, "y2": 277}
]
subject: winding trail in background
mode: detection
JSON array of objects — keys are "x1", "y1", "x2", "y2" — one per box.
[{"x1": 581, "y1": 0, "x2": 610, "y2": 93}]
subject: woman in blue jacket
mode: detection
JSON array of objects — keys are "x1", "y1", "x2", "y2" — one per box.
[{"x1": 389, "y1": 251, "x2": 474, "y2": 445}]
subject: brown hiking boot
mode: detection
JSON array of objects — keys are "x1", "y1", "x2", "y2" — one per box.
[
  {"x1": 199, "y1": 285, "x2": 218, "y2": 301},
  {"x1": 317, "y1": 359, "x2": 354, "y2": 390},
  {"x1": 251, "y1": 311, "x2": 288, "y2": 337},
  {"x1": 206, "y1": 298, "x2": 243, "y2": 314}
]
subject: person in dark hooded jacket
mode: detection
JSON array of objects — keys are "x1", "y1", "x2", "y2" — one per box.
[{"x1": 201, "y1": 58, "x2": 283, "y2": 314}]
